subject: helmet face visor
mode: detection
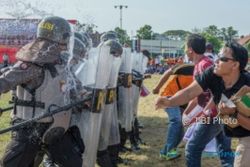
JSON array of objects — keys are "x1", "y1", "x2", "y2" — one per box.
[
  {"x1": 99, "y1": 39, "x2": 122, "y2": 57},
  {"x1": 100, "y1": 31, "x2": 118, "y2": 42}
]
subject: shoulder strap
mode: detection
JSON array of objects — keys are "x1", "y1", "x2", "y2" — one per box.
[
  {"x1": 172, "y1": 64, "x2": 194, "y2": 75},
  {"x1": 43, "y1": 64, "x2": 59, "y2": 78}
]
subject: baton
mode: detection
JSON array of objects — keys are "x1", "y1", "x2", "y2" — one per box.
[
  {"x1": 0, "y1": 97, "x2": 91, "y2": 135},
  {"x1": 0, "y1": 106, "x2": 14, "y2": 116}
]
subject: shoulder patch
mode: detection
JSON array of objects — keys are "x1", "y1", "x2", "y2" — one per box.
[{"x1": 20, "y1": 63, "x2": 29, "y2": 70}]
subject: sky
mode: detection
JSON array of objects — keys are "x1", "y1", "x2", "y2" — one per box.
[{"x1": 0, "y1": 0, "x2": 250, "y2": 36}]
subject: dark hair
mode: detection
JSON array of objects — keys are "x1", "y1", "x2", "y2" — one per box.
[
  {"x1": 142, "y1": 49, "x2": 151, "y2": 60},
  {"x1": 186, "y1": 34, "x2": 206, "y2": 54},
  {"x1": 206, "y1": 43, "x2": 213, "y2": 50},
  {"x1": 225, "y1": 42, "x2": 248, "y2": 72}
]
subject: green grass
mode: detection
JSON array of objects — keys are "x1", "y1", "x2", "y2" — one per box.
[
  {"x1": 0, "y1": 93, "x2": 12, "y2": 158},
  {"x1": 118, "y1": 75, "x2": 223, "y2": 167},
  {"x1": 0, "y1": 75, "x2": 237, "y2": 166}
]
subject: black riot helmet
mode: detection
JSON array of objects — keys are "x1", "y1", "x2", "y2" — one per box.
[
  {"x1": 37, "y1": 16, "x2": 71, "y2": 45},
  {"x1": 104, "y1": 39, "x2": 123, "y2": 57},
  {"x1": 100, "y1": 31, "x2": 118, "y2": 42},
  {"x1": 74, "y1": 32, "x2": 84, "y2": 41},
  {"x1": 73, "y1": 37, "x2": 87, "y2": 60},
  {"x1": 81, "y1": 32, "x2": 93, "y2": 48},
  {"x1": 74, "y1": 32, "x2": 92, "y2": 50}
]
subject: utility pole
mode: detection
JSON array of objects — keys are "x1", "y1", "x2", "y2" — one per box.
[{"x1": 114, "y1": 5, "x2": 128, "y2": 29}]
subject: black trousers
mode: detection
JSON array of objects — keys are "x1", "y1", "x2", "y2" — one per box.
[
  {"x1": 0, "y1": 121, "x2": 83, "y2": 167},
  {"x1": 46, "y1": 126, "x2": 84, "y2": 167},
  {"x1": 0, "y1": 121, "x2": 49, "y2": 167}
]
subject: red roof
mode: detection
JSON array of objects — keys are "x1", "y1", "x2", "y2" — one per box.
[
  {"x1": 238, "y1": 35, "x2": 250, "y2": 45},
  {"x1": 68, "y1": 19, "x2": 78, "y2": 24}
]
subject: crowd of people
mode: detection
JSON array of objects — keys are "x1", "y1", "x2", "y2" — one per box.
[
  {"x1": 0, "y1": 16, "x2": 250, "y2": 167},
  {"x1": 155, "y1": 34, "x2": 250, "y2": 167},
  {"x1": 145, "y1": 57, "x2": 184, "y2": 74},
  {"x1": 0, "y1": 16, "x2": 150, "y2": 167}
]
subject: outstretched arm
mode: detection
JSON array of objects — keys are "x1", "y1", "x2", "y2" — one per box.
[
  {"x1": 155, "y1": 80, "x2": 203, "y2": 110},
  {"x1": 152, "y1": 68, "x2": 173, "y2": 94}
]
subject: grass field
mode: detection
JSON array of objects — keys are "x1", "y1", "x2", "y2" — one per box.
[
  {"x1": 118, "y1": 75, "x2": 225, "y2": 167},
  {"x1": 0, "y1": 93, "x2": 12, "y2": 158},
  {"x1": 0, "y1": 75, "x2": 237, "y2": 166}
]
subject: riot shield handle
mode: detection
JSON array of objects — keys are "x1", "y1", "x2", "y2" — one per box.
[
  {"x1": 132, "y1": 69, "x2": 151, "y2": 79},
  {"x1": 132, "y1": 69, "x2": 143, "y2": 79},
  {"x1": 118, "y1": 72, "x2": 132, "y2": 88}
]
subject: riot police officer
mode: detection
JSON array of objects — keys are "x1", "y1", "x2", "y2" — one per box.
[
  {"x1": 0, "y1": 16, "x2": 83, "y2": 167},
  {"x1": 96, "y1": 31, "x2": 123, "y2": 167},
  {"x1": 42, "y1": 36, "x2": 88, "y2": 167}
]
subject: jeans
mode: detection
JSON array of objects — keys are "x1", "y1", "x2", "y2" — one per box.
[
  {"x1": 185, "y1": 121, "x2": 234, "y2": 167},
  {"x1": 161, "y1": 107, "x2": 184, "y2": 154}
]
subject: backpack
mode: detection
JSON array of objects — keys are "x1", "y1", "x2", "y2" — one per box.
[{"x1": 159, "y1": 64, "x2": 194, "y2": 97}]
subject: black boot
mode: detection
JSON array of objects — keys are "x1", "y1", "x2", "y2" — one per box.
[
  {"x1": 134, "y1": 118, "x2": 146, "y2": 145},
  {"x1": 135, "y1": 117, "x2": 144, "y2": 129},
  {"x1": 119, "y1": 126, "x2": 131, "y2": 152},
  {"x1": 108, "y1": 144, "x2": 121, "y2": 167},
  {"x1": 97, "y1": 150, "x2": 114, "y2": 167},
  {"x1": 119, "y1": 126, "x2": 127, "y2": 148},
  {"x1": 129, "y1": 129, "x2": 140, "y2": 151}
]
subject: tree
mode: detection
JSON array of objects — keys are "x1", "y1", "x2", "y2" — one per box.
[
  {"x1": 114, "y1": 27, "x2": 130, "y2": 45},
  {"x1": 201, "y1": 32, "x2": 223, "y2": 53},
  {"x1": 220, "y1": 26, "x2": 238, "y2": 43},
  {"x1": 203, "y1": 25, "x2": 220, "y2": 37},
  {"x1": 136, "y1": 25, "x2": 153, "y2": 39},
  {"x1": 75, "y1": 22, "x2": 98, "y2": 34},
  {"x1": 191, "y1": 27, "x2": 202, "y2": 34},
  {"x1": 202, "y1": 25, "x2": 223, "y2": 53},
  {"x1": 244, "y1": 42, "x2": 250, "y2": 57}
]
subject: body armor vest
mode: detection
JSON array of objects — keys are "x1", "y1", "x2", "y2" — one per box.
[{"x1": 14, "y1": 64, "x2": 70, "y2": 123}]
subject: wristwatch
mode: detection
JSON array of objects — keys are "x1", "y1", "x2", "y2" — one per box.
[{"x1": 230, "y1": 110, "x2": 239, "y2": 119}]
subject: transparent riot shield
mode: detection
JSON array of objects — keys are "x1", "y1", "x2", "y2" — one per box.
[
  {"x1": 75, "y1": 45, "x2": 113, "y2": 167},
  {"x1": 132, "y1": 52, "x2": 149, "y2": 117},
  {"x1": 41, "y1": 32, "x2": 75, "y2": 144},
  {"x1": 98, "y1": 56, "x2": 122, "y2": 151},
  {"x1": 108, "y1": 100, "x2": 121, "y2": 146},
  {"x1": 117, "y1": 48, "x2": 133, "y2": 132}
]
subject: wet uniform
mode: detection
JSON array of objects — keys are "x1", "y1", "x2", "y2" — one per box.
[{"x1": 0, "y1": 40, "x2": 83, "y2": 167}]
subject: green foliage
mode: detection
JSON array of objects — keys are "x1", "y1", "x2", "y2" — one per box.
[
  {"x1": 201, "y1": 32, "x2": 223, "y2": 53},
  {"x1": 114, "y1": 27, "x2": 130, "y2": 45},
  {"x1": 201, "y1": 25, "x2": 239, "y2": 43},
  {"x1": 75, "y1": 22, "x2": 97, "y2": 34},
  {"x1": 219, "y1": 26, "x2": 238, "y2": 42},
  {"x1": 0, "y1": 93, "x2": 12, "y2": 158},
  {"x1": 203, "y1": 25, "x2": 220, "y2": 37},
  {"x1": 136, "y1": 25, "x2": 153, "y2": 39},
  {"x1": 202, "y1": 25, "x2": 239, "y2": 52},
  {"x1": 244, "y1": 42, "x2": 250, "y2": 57}
]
